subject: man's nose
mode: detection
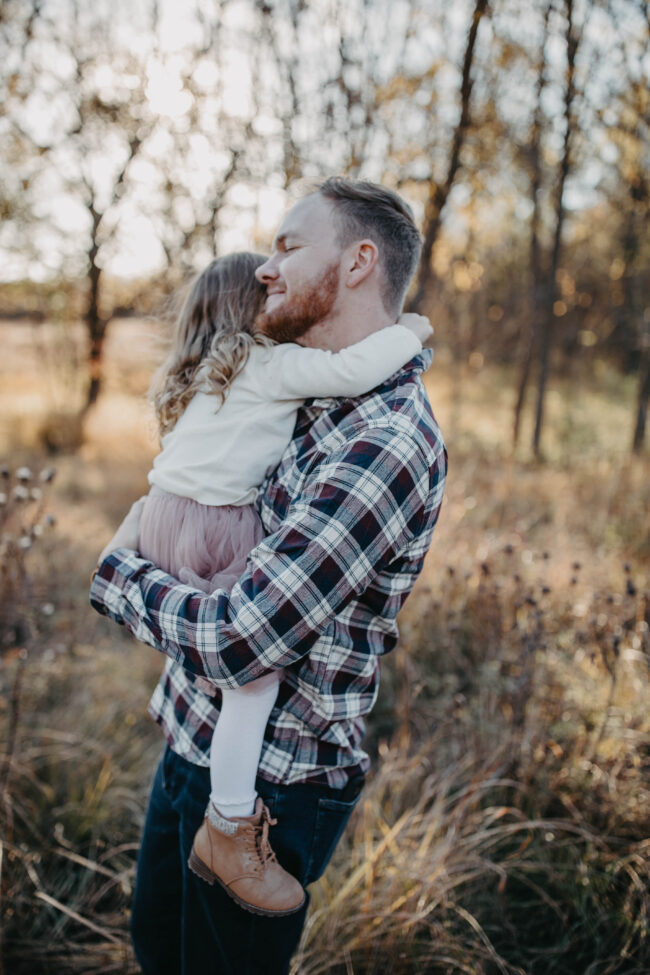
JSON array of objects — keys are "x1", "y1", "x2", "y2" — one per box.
[{"x1": 255, "y1": 257, "x2": 278, "y2": 284}]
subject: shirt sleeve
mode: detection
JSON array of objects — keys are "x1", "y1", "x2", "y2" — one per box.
[
  {"x1": 266, "y1": 325, "x2": 422, "y2": 401},
  {"x1": 89, "y1": 420, "x2": 439, "y2": 689}
]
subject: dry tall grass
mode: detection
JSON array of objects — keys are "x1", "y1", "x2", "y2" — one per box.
[
  {"x1": 0, "y1": 320, "x2": 648, "y2": 974},
  {"x1": 292, "y1": 550, "x2": 648, "y2": 974}
]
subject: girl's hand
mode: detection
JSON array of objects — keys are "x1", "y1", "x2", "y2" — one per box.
[
  {"x1": 96, "y1": 496, "x2": 146, "y2": 567},
  {"x1": 397, "y1": 313, "x2": 433, "y2": 345}
]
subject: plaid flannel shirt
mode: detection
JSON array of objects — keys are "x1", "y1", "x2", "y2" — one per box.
[{"x1": 90, "y1": 350, "x2": 446, "y2": 788}]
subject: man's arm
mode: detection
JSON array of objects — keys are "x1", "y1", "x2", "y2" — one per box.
[{"x1": 90, "y1": 418, "x2": 445, "y2": 689}]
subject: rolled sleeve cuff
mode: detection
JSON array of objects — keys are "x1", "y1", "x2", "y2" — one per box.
[{"x1": 90, "y1": 548, "x2": 162, "y2": 646}]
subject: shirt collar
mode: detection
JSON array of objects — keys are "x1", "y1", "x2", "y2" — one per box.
[
  {"x1": 411, "y1": 348, "x2": 433, "y2": 374},
  {"x1": 300, "y1": 348, "x2": 433, "y2": 420}
]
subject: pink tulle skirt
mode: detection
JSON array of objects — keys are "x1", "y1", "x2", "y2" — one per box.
[{"x1": 138, "y1": 485, "x2": 265, "y2": 594}]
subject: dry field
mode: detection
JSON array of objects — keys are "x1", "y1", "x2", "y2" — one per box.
[{"x1": 1, "y1": 318, "x2": 648, "y2": 974}]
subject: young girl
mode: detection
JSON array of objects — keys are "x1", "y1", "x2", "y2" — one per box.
[{"x1": 136, "y1": 252, "x2": 431, "y2": 917}]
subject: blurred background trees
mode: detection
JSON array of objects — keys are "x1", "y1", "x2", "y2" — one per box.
[
  {"x1": 1, "y1": 0, "x2": 648, "y2": 454},
  {"x1": 1, "y1": 4, "x2": 648, "y2": 972}
]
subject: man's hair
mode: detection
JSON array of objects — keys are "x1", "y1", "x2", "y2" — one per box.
[{"x1": 317, "y1": 177, "x2": 422, "y2": 317}]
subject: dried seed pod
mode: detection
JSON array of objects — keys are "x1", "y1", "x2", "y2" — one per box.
[
  {"x1": 16, "y1": 467, "x2": 33, "y2": 482},
  {"x1": 39, "y1": 468, "x2": 56, "y2": 483},
  {"x1": 12, "y1": 485, "x2": 29, "y2": 501}
]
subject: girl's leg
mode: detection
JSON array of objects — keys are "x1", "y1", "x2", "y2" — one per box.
[
  {"x1": 189, "y1": 666, "x2": 305, "y2": 917},
  {"x1": 209, "y1": 670, "x2": 281, "y2": 818},
  {"x1": 139, "y1": 495, "x2": 303, "y2": 911}
]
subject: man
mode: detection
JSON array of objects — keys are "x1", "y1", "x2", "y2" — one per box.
[{"x1": 91, "y1": 177, "x2": 447, "y2": 974}]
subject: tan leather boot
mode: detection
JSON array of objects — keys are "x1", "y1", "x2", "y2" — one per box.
[{"x1": 188, "y1": 797, "x2": 306, "y2": 917}]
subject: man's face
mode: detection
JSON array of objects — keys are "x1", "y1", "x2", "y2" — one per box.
[{"x1": 254, "y1": 194, "x2": 343, "y2": 343}]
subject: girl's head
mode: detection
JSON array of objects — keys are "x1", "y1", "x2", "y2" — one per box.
[{"x1": 152, "y1": 252, "x2": 269, "y2": 434}]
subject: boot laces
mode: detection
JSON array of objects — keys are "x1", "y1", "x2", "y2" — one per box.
[{"x1": 251, "y1": 803, "x2": 278, "y2": 866}]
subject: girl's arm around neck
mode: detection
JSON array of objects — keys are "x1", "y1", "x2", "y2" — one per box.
[{"x1": 264, "y1": 323, "x2": 425, "y2": 401}]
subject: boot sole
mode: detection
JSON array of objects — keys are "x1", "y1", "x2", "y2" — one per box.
[{"x1": 187, "y1": 847, "x2": 306, "y2": 917}]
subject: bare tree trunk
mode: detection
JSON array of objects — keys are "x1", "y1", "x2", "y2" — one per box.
[
  {"x1": 513, "y1": 1, "x2": 551, "y2": 447},
  {"x1": 82, "y1": 205, "x2": 107, "y2": 413},
  {"x1": 78, "y1": 133, "x2": 146, "y2": 415},
  {"x1": 532, "y1": 0, "x2": 580, "y2": 457},
  {"x1": 259, "y1": 1, "x2": 302, "y2": 188},
  {"x1": 633, "y1": 350, "x2": 650, "y2": 452},
  {"x1": 84, "y1": 304, "x2": 108, "y2": 412},
  {"x1": 627, "y1": 207, "x2": 650, "y2": 452},
  {"x1": 408, "y1": 0, "x2": 488, "y2": 314}
]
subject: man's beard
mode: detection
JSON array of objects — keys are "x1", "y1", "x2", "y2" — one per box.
[{"x1": 254, "y1": 262, "x2": 340, "y2": 344}]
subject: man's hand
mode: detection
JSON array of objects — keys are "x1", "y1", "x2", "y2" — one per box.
[
  {"x1": 397, "y1": 313, "x2": 434, "y2": 345},
  {"x1": 96, "y1": 497, "x2": 146, "y2": 567}
]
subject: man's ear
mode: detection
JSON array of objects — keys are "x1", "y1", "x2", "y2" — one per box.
[{"x1": 344, "y1": 239, "x2": 379, "y2": 289}]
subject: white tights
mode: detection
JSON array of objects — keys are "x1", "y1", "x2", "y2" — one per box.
[{"x1": 209, "y1": 669, "x2": 281, "y2": 818}]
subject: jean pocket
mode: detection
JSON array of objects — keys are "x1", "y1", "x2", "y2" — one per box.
[{"x1": 304, "y1": 787, "x2": 363, "y2": 886}]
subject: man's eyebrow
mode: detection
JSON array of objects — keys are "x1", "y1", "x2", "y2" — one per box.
[{"x1": 273, "y1": 231, "x2": 300, "y2": 250}]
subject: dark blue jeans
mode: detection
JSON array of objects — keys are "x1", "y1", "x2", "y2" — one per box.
[{"x1": 131, "y1": 745, "x2": 365, "y2": 975}]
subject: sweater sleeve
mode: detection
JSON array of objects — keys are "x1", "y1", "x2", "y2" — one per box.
[{"x1": 266, "y1": 325, "x2": 422, "y2": 401}]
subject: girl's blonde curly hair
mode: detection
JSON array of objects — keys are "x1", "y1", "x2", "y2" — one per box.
[{"x1": 151, "y1": 252, "x2": 271, "y2": 436}]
